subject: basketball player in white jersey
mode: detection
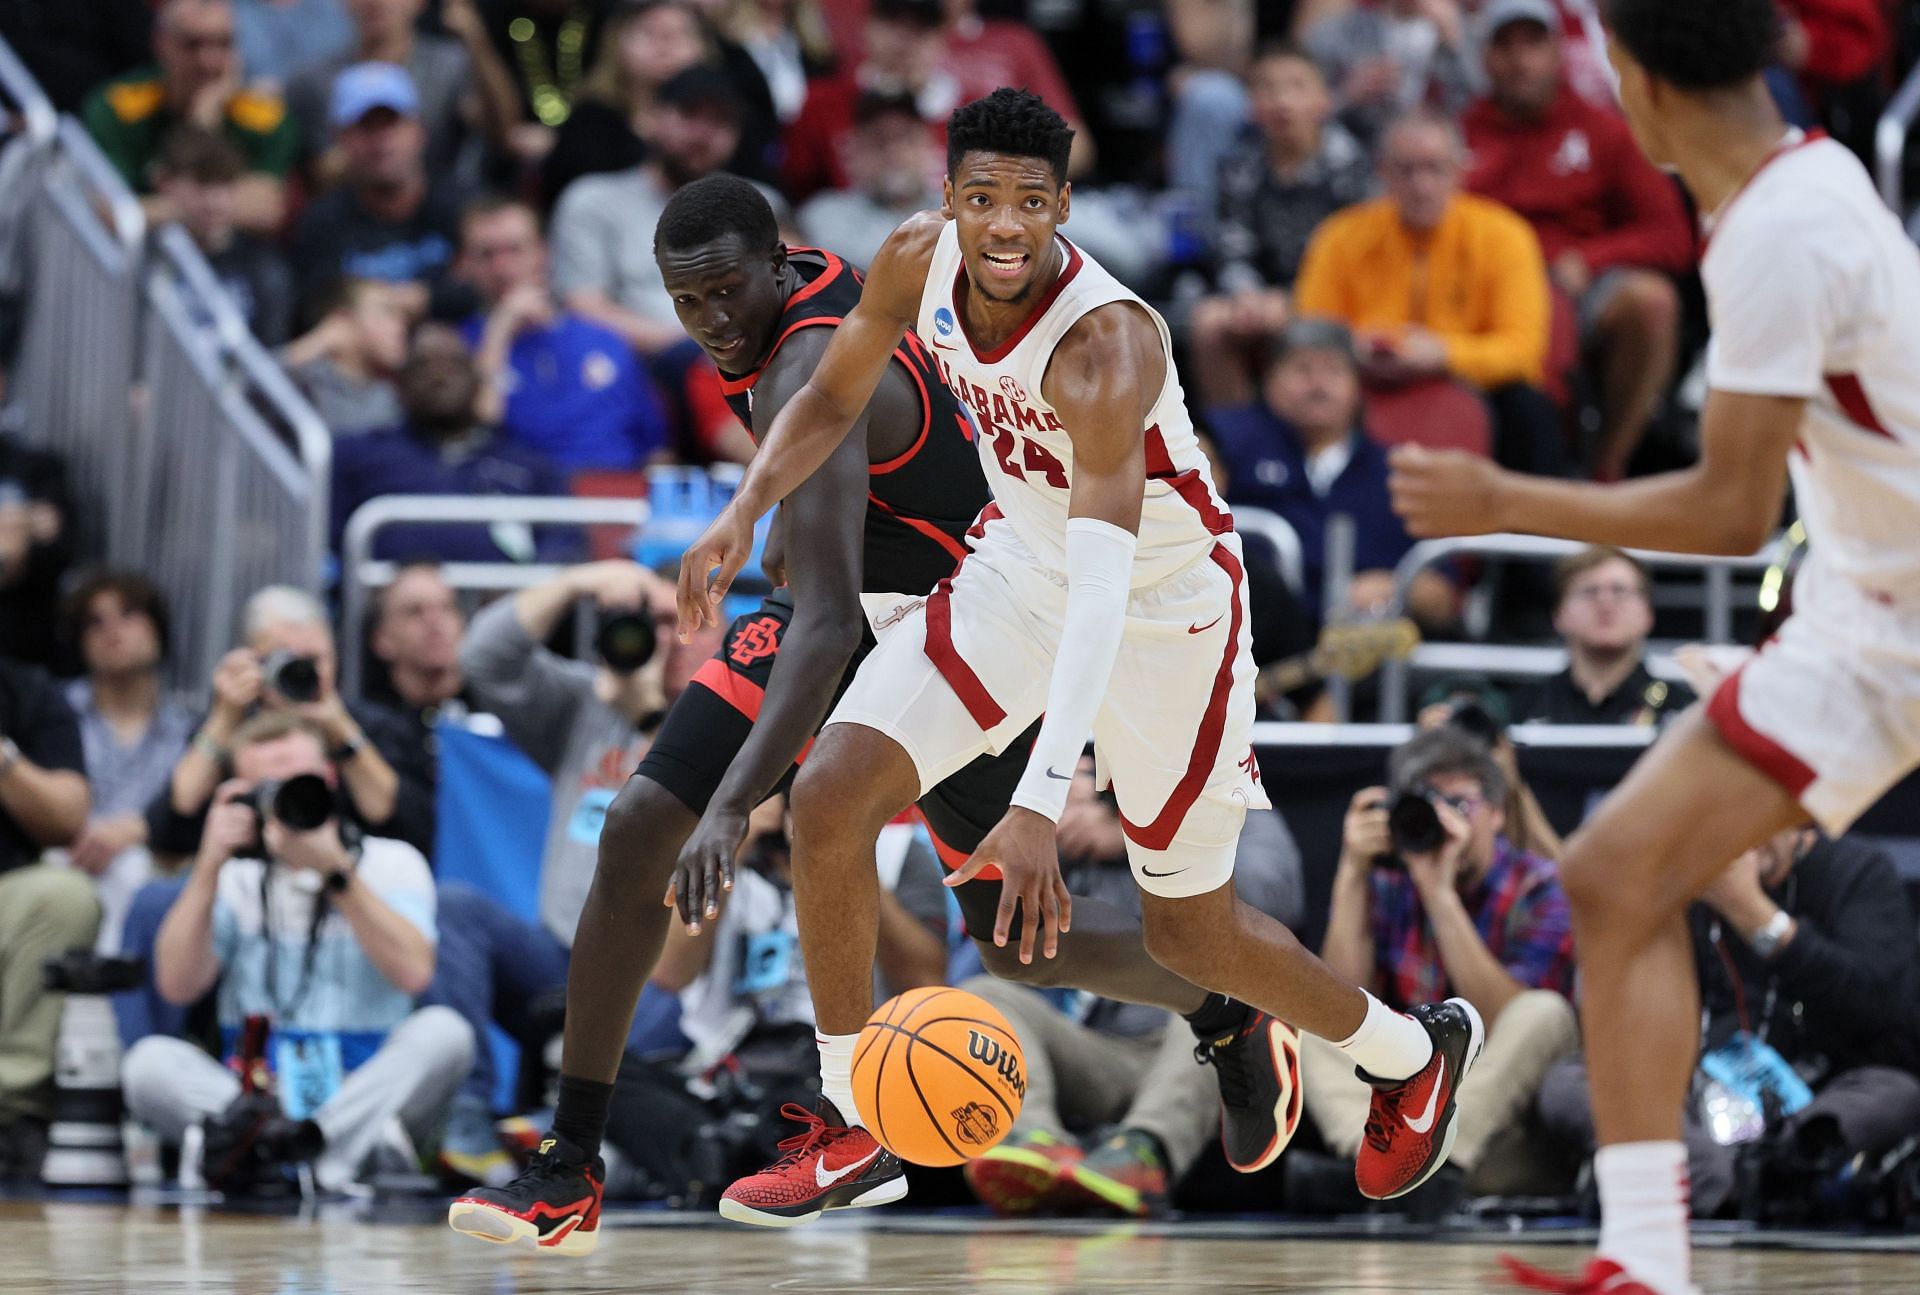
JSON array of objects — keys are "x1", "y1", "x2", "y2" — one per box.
[
  {"x1": 679, "y1": 88, "x2": 1484, "y2": 1222},
  {"x1": 1391, "y1": 4, "x2": 1920, "y2": 1292}
]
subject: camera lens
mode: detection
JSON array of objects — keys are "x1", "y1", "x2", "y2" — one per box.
[
  {"x1": 270, "y1": 773, "x2": 335, "y2": 832},
  {"x1": 262, "y1": 650, "x2": 322, "y2": 703},
  {"x1": 594, "y1": 611, "x2": 658, "y2": 675},
  {"x1": 1386, "y1": 788, "x2": 1448, "y2": 855}
]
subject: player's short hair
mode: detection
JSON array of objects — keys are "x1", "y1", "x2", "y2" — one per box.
[
  {"x1": 1554, "y1": 544, "x2": 1650, "y2": 607},
  {"x1": 1389, "y1": 726, "x2": 1508, "y2": 807},
  {"x1": 946, "y1": 88, "x2": 1074, "y2": 186},
  {"x1": 1604, "y1": 0, "x2": 1781, "y2": 91},
  {"x1": 654, "y1": 173, "x2": 780, "y2": 259}
]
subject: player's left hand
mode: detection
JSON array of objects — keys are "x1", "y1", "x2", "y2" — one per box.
[
  {"x1": 666, "y1": 805, "x2": 747, "y2": 933},
  {"x1": 1388, "y1": 444, "x2": 1504, "y2": 538},
  {"x1": 945, "y1": 808, "x2": 1073, "y2": 965}
]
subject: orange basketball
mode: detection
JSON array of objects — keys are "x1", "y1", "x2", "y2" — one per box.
[{"x1": 851, "y1": 986, "x2": 1026, "y2": 1167}]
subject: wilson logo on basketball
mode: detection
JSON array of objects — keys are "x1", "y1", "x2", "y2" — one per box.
[
  {"x1": 951, "y1": 1101, "x2": 1000, "y2": 1146},
  {"x1": 966, "y1": 1030, "x2": 1026, "y2": 1098}
]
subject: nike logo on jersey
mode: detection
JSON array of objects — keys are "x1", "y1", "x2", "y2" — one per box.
[
  {"x1": 815, "y1": 1146, "x2": 880, "y2": 1189},
  {"x1": 1045, "y1": 767, "x2": 1070, "y2": 781},
  {"x1": 1403, "y1": 1058, "x2": 1446, "y2": 1134},
  {"x1": 1188, "y1": 616, "x2": 1223, "y2": 635}
]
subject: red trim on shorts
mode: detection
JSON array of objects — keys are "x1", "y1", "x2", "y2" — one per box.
[
  {"x1": 866, "y1": 492, "x2": 969, "y2": 563},
  {"x1": 1705, "y1": 660, "x2": 1817, "y2": 797},
  {"x1": 955, "y1": 237, "x2": 1086, "y2": 365},
  {"x1": 1825, "y1": 374, "x2": 1895, "y2": 439},
  {"x1": 917, "y1": 809, "x2": 1002, "y2": 880},
  {"x1": 690, "y1": 657, "x2": 765, "y2": 721},
  {"x1": 1699, "y1": 131, "x2": 1826, "y2": 257},
  {"x1": 1119, "y1": 543, "x2": 1244, "y2": 851},
  {"x1": 925, "y1": 571, "x2": 1008, "y2": 732}
]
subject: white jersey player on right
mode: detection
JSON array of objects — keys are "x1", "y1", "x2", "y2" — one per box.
[{"x1": 1392, "y1": 4, "x2": 1920, "y2": 1294}]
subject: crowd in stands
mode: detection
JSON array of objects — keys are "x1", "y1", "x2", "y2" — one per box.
[{"x1": 2, "y1": 0, "x2": 1918, "y2": 1231}]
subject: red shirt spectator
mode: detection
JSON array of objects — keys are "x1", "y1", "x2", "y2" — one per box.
[
  {"x1": 1463, "y1": 85, "x2": 1692, "y2": 278},
  {"x1": 941, "y1": 5, "x2": 1079, "y2": 120},
  {"x1": 1778, "y1": 0, "x2": 1887, "y2": 89}
]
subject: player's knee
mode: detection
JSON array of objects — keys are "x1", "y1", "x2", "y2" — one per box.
[
  {"x1": 597, "y1": 777, "x2": 680, "y2": 887},
  {"x1": 1140, "y1": 903, "x2": 1214, "y2": 983},
  {"x1": 1559, "y1": 826, "x2": 1661, "y2": 937}
]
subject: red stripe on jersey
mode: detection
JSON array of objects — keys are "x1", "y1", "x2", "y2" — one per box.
[
  {"x1": 1825, "y1": 373, "x2": 1895, "y2": 439},
  {"x1": 956, "y1": 237, "x2": 1087, "y2": 365},
  {"x1": 870, "y1": 352, "x2": 935, "y2": 474},
  {"x1": 715, "y1": 316, "x2": 842, "y2": 396},
  {"x1": 1704, "y1": 658, "x2": 1817, "y2": 797},
  {"x1": 1165, "y1": 468, "x2": 1234, "y2": 535},
  {"x1": 1144, "y1": 423, "x2": 1175, "y2": 478},
  {"x1": 866, "y1": 491, "x2": 968, "y2": 563},
  {"x1": 1119, "y1": 543, "x2": 1244, "y2": 851},
  {"x1": 924, "y1": 567, "x2": 1007, "y2": 731},
  {"x1": 785, "y1": 248, "x2": 846, "y2": 307},
  {"x1": 1699, "y1": 131, "x2": 1827, "y2": 258},
  {"x1": 689, "y1": 656, "x2": 765, "y2": 721}
]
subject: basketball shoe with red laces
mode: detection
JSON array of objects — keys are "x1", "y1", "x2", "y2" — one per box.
[
  {"x1": 1195, "y1": 1009, "x2": 1304, "y2": 1172},
  {"x1": 447, "y1": 1134, "x2": 603, "y2": 1255},
  {"x1": 1353, "y1": 997, "x2": 1484, "y2": 1200},
  {"x1": 719, "y1": 1100, "x2": 908, "y2": 1227},
  {"x1": 1500, "y1": 1256, "x2": 1693, "y2": 1295}
]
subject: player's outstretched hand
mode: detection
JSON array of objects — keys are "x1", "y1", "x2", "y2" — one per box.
[
  {"x1": 1387, "y1": 444, "x2": 1504, "y2": 539},
  {"x1": 676, "y1": 504, "x2": 756, "y2": 641},
  {"x1": 945, "y1": 807, "x2": 1073, "y2": 965},
  {"x1": 665, "y1": 805, "x2": 747, "y2": 933}
]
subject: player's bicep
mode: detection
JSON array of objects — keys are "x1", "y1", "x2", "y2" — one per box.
[
  {"x1": 1697, "y1": 389, "x2": 1803, "y2": 549},
  {"x1": 1045, "y1": 307, "x2": 1160, "y2": 533}
]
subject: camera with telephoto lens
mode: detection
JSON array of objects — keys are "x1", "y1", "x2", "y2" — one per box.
[
  {"x1": 594, "y1": 610, "x2": 660, "y2": 675},
  {"x1": 260, "y1": 650, "x2": 322, "y2": 703},
  {"x1": 235, "y1": 773, "x2": 337, "y2": 857},
  {"x1": 1383, "y1": 785, "x2": 1457, "y2": 859}
]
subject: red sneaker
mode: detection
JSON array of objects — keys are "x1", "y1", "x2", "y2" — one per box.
[
  {"x1": 1353, "y1": 997, "x2": 1484, "y2": 1200},
  {"x1": 718, "y1": 1101, "x2": 908, "y2": 1228},
  {"x1": 963, "y1": 1130, "x2": 1084, "y2": 1216},
  {"x1": 1499, "y1": 1255, "x2": 1684, "y2": 1294}
]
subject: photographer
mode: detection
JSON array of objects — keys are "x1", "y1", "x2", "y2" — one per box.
[
  {"x1": 426, "y1": 560, "x2": 672, "y2": 1181},
  {"x1": 123, "y1": 712, "x2": 471, "y2": 1194},
  {"x1": 149, "y1": 585, "x2": 435, "y2": 859},
  {"x1": 1311, "y1": 726, "x2": 1576, "y2": 1199}
]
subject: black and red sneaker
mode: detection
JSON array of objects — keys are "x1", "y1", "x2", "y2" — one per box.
[
  {"x1": 447, "y1": 1134, "x2": 603, "y2": 1256},
  {"x1": 718, "y1": 1101, "x2": 907, "y2": 1228},
  {"x1": 1499, "y1": 1255, "x2": 1688, "y2": 1294},
  {"x1": 1194, "y1": 1009, "x2": 1304, "y2": 1173},
  {"x1": 1354, "y1": 997, "x2": 1485, "y2": 1200}
]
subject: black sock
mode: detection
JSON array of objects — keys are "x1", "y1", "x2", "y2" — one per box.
[
  {"x1": 1183, "y1": 993, "x2": 1250, "y2": 1039},
  {"x1": 551, "y1": 1075, "x2": 614, "y2": 1163}
]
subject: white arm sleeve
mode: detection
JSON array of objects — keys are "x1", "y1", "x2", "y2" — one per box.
[{"x1": 1008, "y1": 516, "x2": 1136, "y2": 823}]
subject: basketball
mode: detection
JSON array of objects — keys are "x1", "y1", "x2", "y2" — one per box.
[{"x1": 851, "y1": 987, "x2": 1026, "y2": 1167}]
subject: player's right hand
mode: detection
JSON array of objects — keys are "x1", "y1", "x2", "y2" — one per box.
[
  {"x1": 676, "y1": 504, "x2": 754, "y2": 640},
  {"x1": 945, "y1": 808, "x2": 1074, "y2": 965}
]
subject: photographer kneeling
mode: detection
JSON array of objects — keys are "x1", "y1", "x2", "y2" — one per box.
[
  {"x1": 1309, "y1": 727, "x2": 1578, "y2": 1203},
  {"x1": 122, "y1": 713, "x2": 471, "y2": 1193}
]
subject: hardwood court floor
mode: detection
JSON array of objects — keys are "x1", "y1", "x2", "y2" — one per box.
[{"x1": 9, "y1": 1201, "x2": 1919, "y2": 1294}]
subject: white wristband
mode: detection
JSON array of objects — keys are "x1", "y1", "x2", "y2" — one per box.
[{"x1": 1009, "y1": 517, "x2": 1136, "y2": 822}]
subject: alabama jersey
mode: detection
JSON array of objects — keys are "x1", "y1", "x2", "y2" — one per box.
[
  {"x1": 917, "y1": 223, "x2": 1233, "y2": 586},
  {"x1": 1699, "y1": 131, "x2": 1920, "y2": 832}
]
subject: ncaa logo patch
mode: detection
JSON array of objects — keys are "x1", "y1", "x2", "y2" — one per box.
[{"x1": 934, "y1": 307, "x2": 956, "y2": 337}]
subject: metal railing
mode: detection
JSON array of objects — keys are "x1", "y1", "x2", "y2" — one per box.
[
  {"x1": 138, "y1": 227, "x2": 332, "y2": 691},
  {"x1": 1877, "y1": 56, "x2": 1920, "y2": 213},
  {"x1": 1376, "y1": 533, "x2": 1779, "y2": 722},
  {"x1": 1233, "y1": 505, "x2": 1305, "y2": 596},
  {"x1": 339, "y1": 495, "x2": 651, "y2": 700}
]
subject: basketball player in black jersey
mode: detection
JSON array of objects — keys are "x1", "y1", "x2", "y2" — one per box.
[{"x1": 448, "y1": 176, "x2": 1294, "y2": 1250}]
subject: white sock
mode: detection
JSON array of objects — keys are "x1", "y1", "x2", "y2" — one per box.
[
  {"x1": 816, "y1": 1032, "x2": 862, "y2": 1128},
  {"x1": 1331, "y1": 993, "x2": 1433, "y2": 1082},
  {"x1": 1596, "y1": 1141, "x2": 1693, "y2": 1295}
]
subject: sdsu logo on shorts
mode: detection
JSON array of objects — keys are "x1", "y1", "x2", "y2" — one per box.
[
  {"x1": 951, "y1": 1101, "x2": 1000, "y2": 1147},
  {"x1": 727, "y1": 616, "x2": 782, "y2": 666},
  {"x1": 933, "y1": 307, "x2": 956, "y2": 338}
]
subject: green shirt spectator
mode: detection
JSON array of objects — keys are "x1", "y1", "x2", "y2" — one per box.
[{"x1": 82, "y1": 67, "x2": 298, "y2": 190}]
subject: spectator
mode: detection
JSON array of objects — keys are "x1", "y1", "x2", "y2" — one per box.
[
  {"x1": 122, "y1": 712, "x2": 472, "y2": 1194},
  {"x1": 714, "y1": 0, "x2": 835, "y2": 126},
  {"x1": 232, "y1": 0, "x2": 354, "y2": 87},
  {"x1": 455, "y1": 196, "x2": 672, "y2": 472},
  {"x1": 1465, "y1": 0, "x2": 1692, "y2": 481},
  {"x1": 1775, "y1": 0, "x2": 1888, "y2": 115},
  {"x1": 1313, "y1": 726, "x2": 1576, "y2": 1200},
  {"x1": 963, "y1": 759, "x2": 1305, "y2": 1218},
  {"x1": 940, "y1": 0, "x2": 1091, "y2": 176},
  {"x1": 148, "y1": 584, "x2": 435, "y2": 859},
  {"x1": 795, "y1": 90, "x2": 940, "y2": 269},
  {"x1": 153, "y1": 127, "x2": 297, "y2": 346},
  {"x1": 281, "y1": 277, "x2": 411, "y2": 437},
  {"x1": 1190, "y1": 43, "x2": 1373, "y2": 406},
  {"x1": 1540, "y1": 829, "x2": 1920, "y2": 1217},
  {"x1": 288, "y1": 63, "x2": 466, "y2": 322},
  {"x1": 287, "y1": 0, "x2": 522, "y2": 185},
  {"x1": 426, "y1": 560, "x2": 675, "y2": 1181},
  {"x1": 780, "y1": 0, "x2": 957, "y2": 202},
  {"x1": 328, "y1": 322, "x2": 576, "y2": 563},
  {"x1": 1162, "y1": 0, "x2": 1257, "y2": 225},
  {"x1": 1302, "y1": 0, "x2": 1477, "y2": 151},
  {"x1": 550, "y1": 66, "x2": 768, "y2": 357},
  {"x1": 1296, "y1": 109, "x2": 1562, "y2": 479},
  {"x1": 59, "y1": 572, "x2": 195, "y2": 951},
  {"x1": 0, "y1": 432, "x2": 74, "y2": 667},
  {"x1": 80, "y1": 0, "x2": 296, "y2": 234},
  {"x1": 366, "y1": 562, "x2": 474, "y2": 737},
  {"x1": 1519, "y1": 545, "x2": 1693, "y2": 726},
  {"x1": 538, "y1": 0, "x2": 713, "y2": 208},
  {"x1": 1202, "y1": 319, "x2": 1457, "y2": 627},
  {"x1": 0, "y1": 657, "x2": 95, "y2": 1180}
]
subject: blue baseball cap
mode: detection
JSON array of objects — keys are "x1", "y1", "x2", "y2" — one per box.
[{"x1": 329, "y1": 61, "x2": 420, "y2": 128}]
